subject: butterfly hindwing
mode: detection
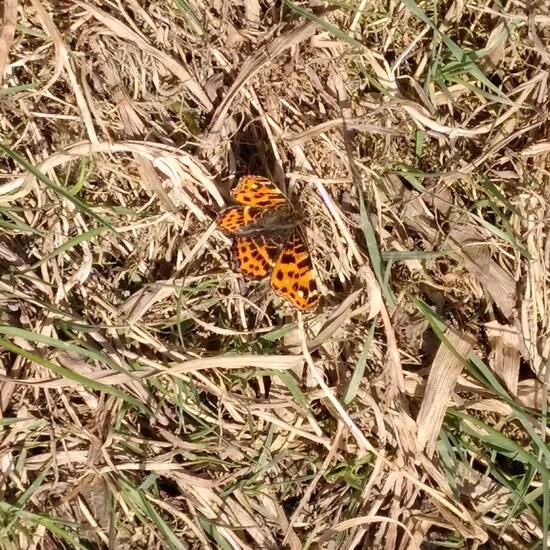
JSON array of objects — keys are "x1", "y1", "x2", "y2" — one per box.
[{"x1": 270, "y1": 231, "x2": 319, "y2": 311}]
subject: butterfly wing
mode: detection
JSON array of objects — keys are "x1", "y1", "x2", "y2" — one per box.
[
  {"x1": 217, "y1": 176, "x2": 290, "y2": 234},
  {"x1": 233, "y1": 235, "x2": 282, "y2": 279},
  {"x1": 231, "y1": 175, "x2": 288, "y2": 207},
  {"x1": 216, "y1": 206, "x2": 267, "y2": 234},
  {"x1": 270, "y1": 231, "x2": 319, "y2": 311},
  {"x1": 219, "y1": 175, "x2": 320, "y2": 310}
]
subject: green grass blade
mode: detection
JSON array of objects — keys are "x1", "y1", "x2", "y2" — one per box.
[
  {"x1": 0, "y1": 142, "x2": 113, "y2": 229},
  {"x1": 0, "y1": 335, "x2": 149, "y2": 415},
  {"x1": 399, "y1": 0, "x2": 512, "y2": 104},
  {"x1": 343, "y1": 322, "x2": 375, "y2": 406}
]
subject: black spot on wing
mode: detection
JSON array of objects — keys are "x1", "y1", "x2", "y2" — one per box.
[
  {"x1": 280, "y1": 253, "x2": 295, "y2": 264},
  {"x1": 266, "y1": 245, "x2": 280, "y2": 258}
]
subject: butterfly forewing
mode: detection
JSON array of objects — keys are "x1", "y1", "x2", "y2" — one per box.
[
  {"x1": 217, "y1": 206, "x2": 266, "y2": 234},
  {"x1": 231, "y1": 175, "x2": 288, "y2": 207},
  {"x1": 217, "y1": 176, "x2": 292, "y2": 235}
]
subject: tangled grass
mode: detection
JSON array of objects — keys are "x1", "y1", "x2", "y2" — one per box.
[{"x1": 0, "y1": 0, "x2": 549, "y2": 548}]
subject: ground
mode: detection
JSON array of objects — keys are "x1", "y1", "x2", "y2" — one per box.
[{"x1": 0, "y1": 0, "x2": 549, "y2": 548}]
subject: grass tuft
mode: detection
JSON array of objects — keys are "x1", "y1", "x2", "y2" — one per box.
[{"x1": 0, "y1": 0, "x2": 548, "y2": 547}]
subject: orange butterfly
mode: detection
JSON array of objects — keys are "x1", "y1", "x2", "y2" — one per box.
[{"x1": 217, "y1": 175, "x2": 319, "y2": 311}]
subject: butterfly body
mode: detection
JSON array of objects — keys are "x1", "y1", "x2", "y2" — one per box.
[{"x1": 217, "y1": 176, "x2": 319, "y2": 311}]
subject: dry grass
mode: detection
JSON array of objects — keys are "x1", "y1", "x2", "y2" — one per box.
[{"x1": 0, "y1": 0, "x2": 549, "y2": 548}]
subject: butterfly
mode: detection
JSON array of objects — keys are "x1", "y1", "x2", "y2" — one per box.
[{"x1": 216, "y1": 175, "x2": 319, "y2": 311}]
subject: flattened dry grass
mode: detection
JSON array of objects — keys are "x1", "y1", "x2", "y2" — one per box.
[{"x1": 0, "y1": 0, "x2": 549, "y2": 548}]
